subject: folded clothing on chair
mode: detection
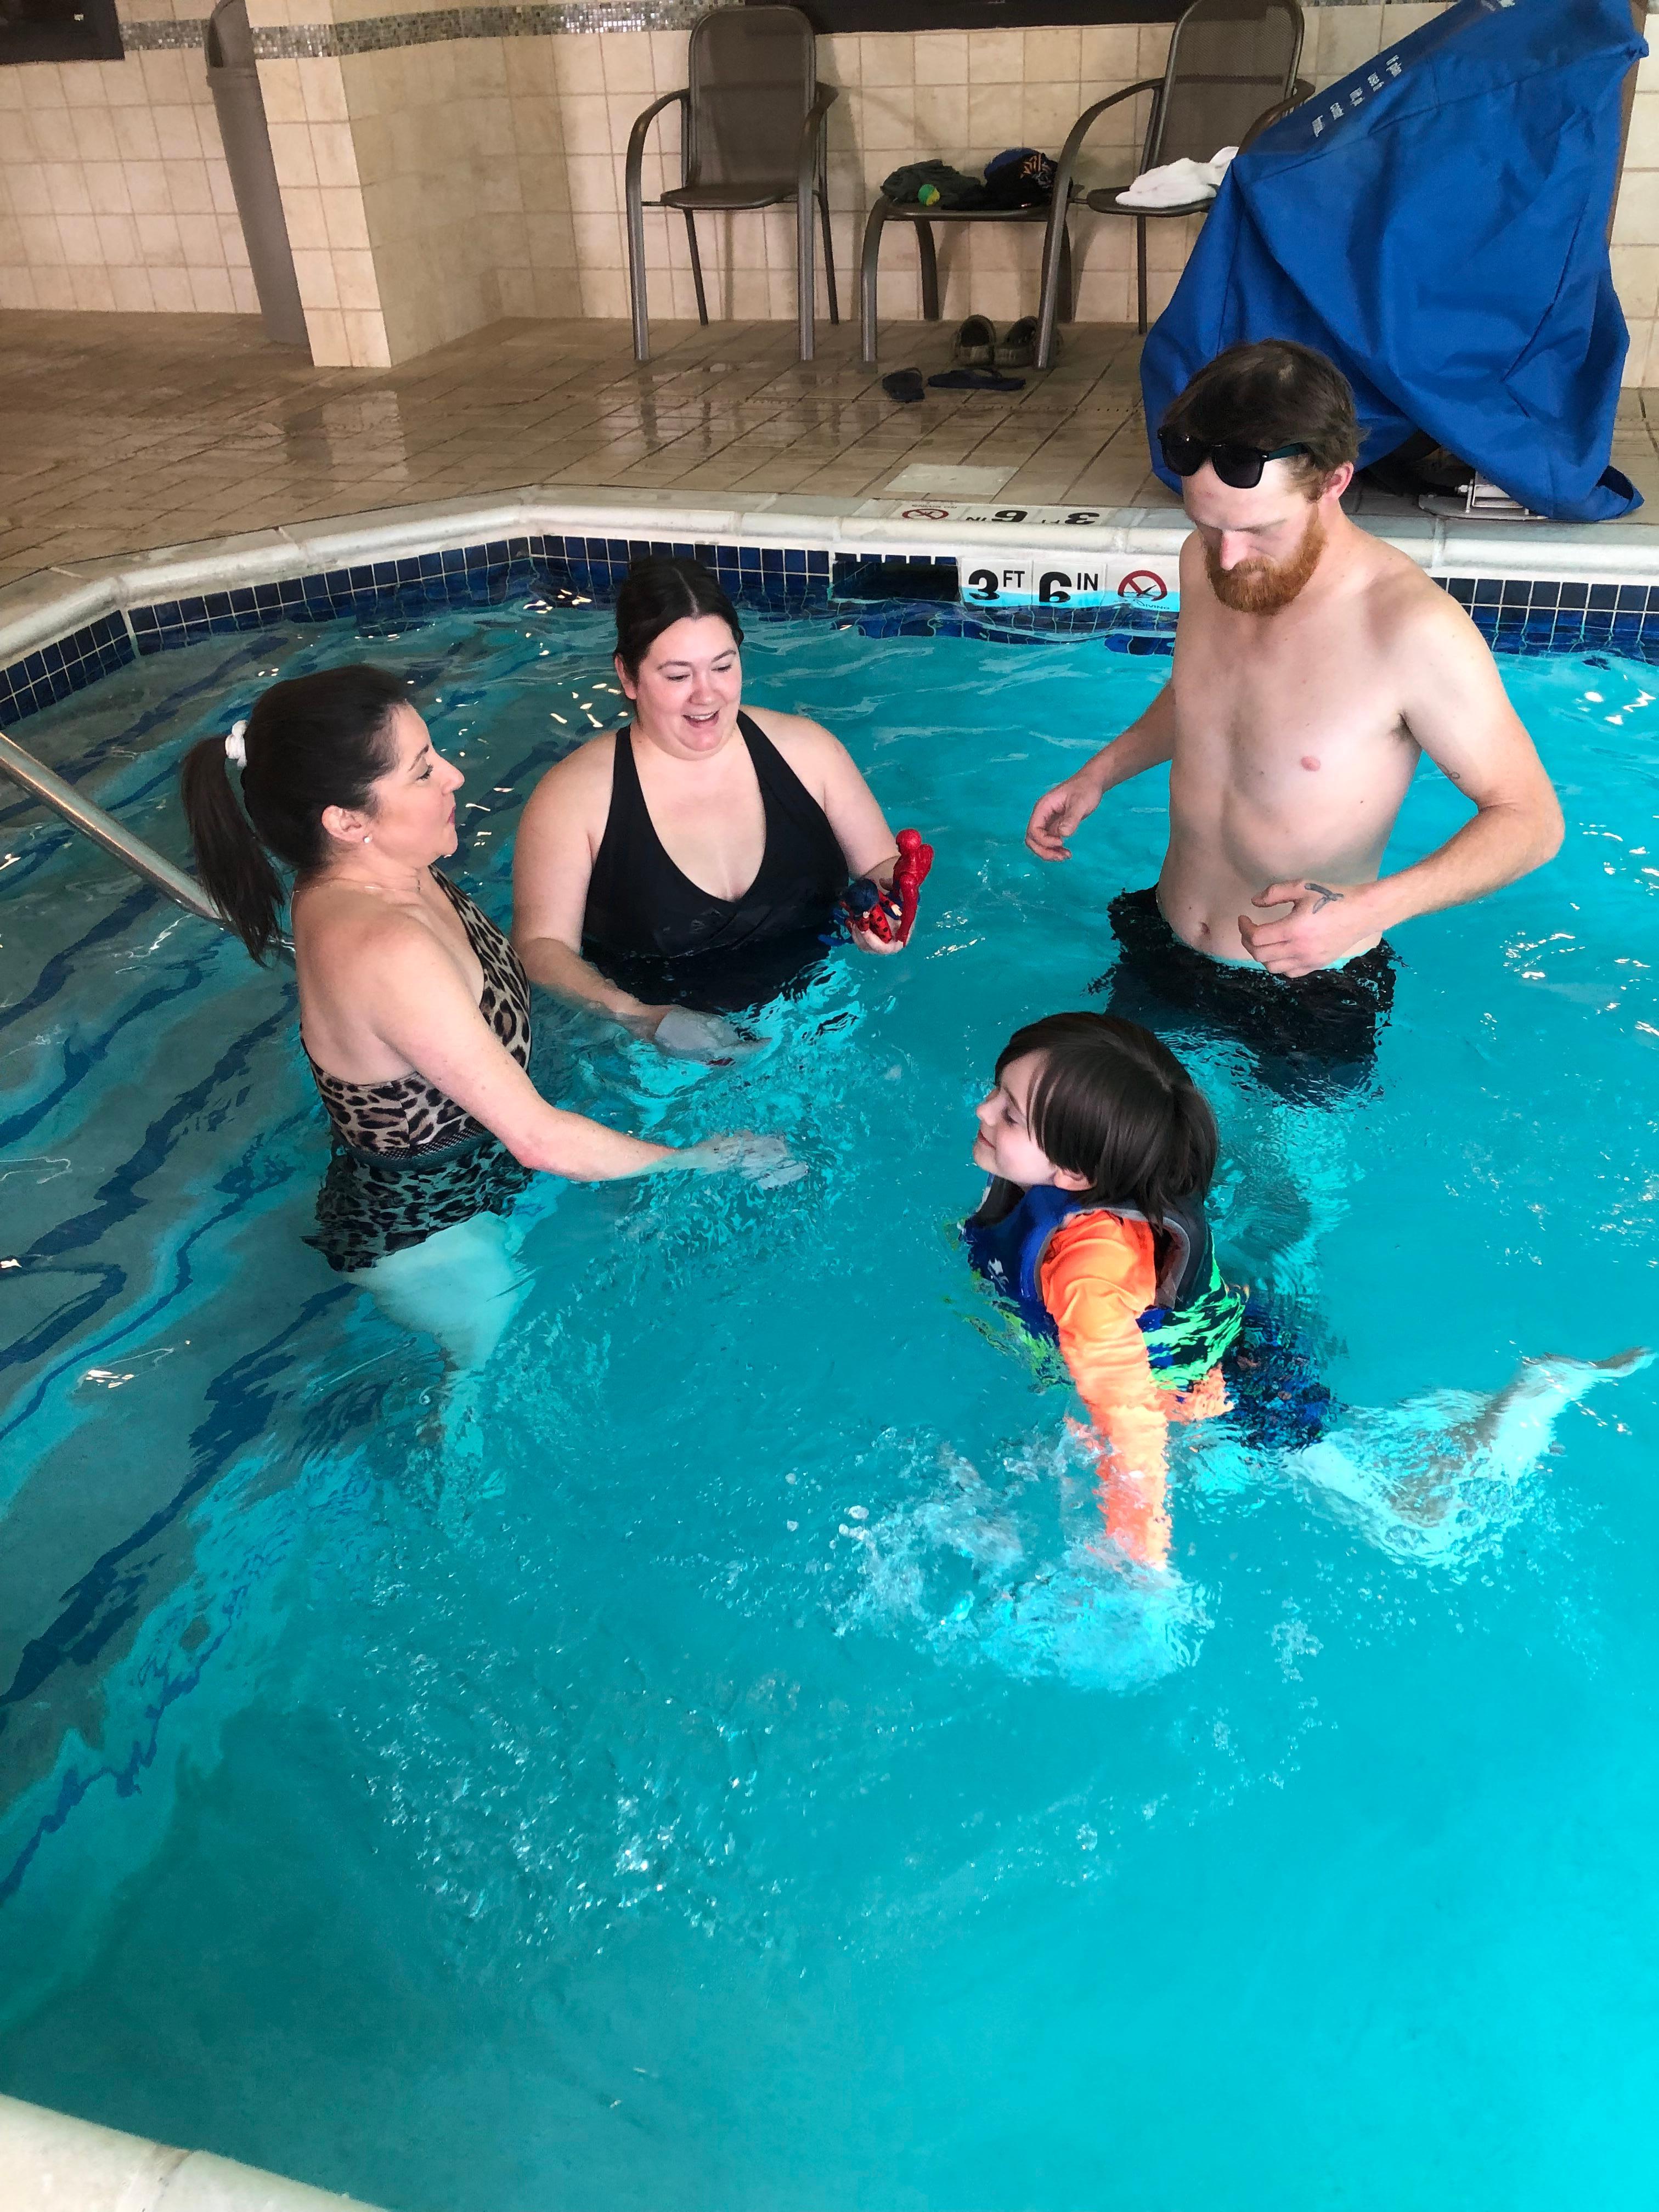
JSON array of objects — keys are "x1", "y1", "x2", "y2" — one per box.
[
  {"x1": 1115, "y1": 147, "x2": 1237, "y2": 210},
  {"x1": 881, "y1": 161, "x2": 988, "y2": 208}
]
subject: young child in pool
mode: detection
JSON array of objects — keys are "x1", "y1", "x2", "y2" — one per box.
[
  {"x1": 962, "y1": 1012, "x2": 1651, "y2": 1575},
  {"x1": 963, "y1": 1012, "x2": 1246, "y2": 1570}
]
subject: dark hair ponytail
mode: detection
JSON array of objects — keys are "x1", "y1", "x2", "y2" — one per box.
[
  {"x1": 614, "y1": 556, "x2": 743, "y2": 678},
  {"x1": 976, "y1": 1013, "x2": 1220, "y2": 1249},
  {"x1": 179, "y1": 663, "x2": 409, "y2": 962}
]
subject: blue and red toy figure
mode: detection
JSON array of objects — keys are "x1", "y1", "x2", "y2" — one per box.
[{"x1": 841, "y1": 828, "x2": 934, "y2": 945}]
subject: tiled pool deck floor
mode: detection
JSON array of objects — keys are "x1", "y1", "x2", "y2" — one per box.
[{"x1": 7, "y1": 308, "x2": 1659, "y2": 596}]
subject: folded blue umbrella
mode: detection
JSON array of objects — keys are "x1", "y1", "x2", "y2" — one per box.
[{"x1": 1142, "y1": 0, "x2": 1646, "y2": 521}]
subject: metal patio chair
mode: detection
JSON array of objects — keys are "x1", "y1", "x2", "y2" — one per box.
[
  {"x1": 858, "y1": 194, "x2": 1074, "y2": 368},
  {"x1": 1033, "y1": 0, "x2": 1306, "y2": 361},
  {"x1": 625, "y1": 3, "x2": 839, "y2": 364}
]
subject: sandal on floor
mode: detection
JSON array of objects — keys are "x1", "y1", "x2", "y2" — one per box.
[
  {"x1": 995, "y1": 315, "x2": 1055, "y2": 368},
  {"x1": 927, "y1": 366, "x2": 1025, "y2": 392},
  {"x1": 881, "y1": 367, "x2": 926, "y2": 403},
  {"x1": 952, "y1": 314, "x2": 997, "y2": 365}
]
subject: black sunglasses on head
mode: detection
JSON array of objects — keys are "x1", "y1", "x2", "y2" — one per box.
[{"x1": 1158, "y1": 428, "x2": 1310, "y2": 489}]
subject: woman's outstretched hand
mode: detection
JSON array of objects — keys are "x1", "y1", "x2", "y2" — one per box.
[
  {"x1": 651, "y1": 1007, "x2": 765, "y2": 1060},
  {"x1": 681, "y1": 1131, "x2": 808, "y2": 1187}
]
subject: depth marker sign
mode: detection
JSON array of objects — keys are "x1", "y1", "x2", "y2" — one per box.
[{"x1": 956, "y1": 554, "x2": 1175, "y2": 610}]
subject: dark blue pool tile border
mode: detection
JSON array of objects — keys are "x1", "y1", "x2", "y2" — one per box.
[
  {"x1": 0, "y1": 612, "x2": 135, "y2": 726},
  {"x1": 6, "y1": 543, "x2": 1659, "y2": 726}
]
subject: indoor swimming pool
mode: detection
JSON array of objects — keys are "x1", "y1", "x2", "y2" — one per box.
[{"x1": 1, "y1": 592, "x2": 1656, "y2": 2212}]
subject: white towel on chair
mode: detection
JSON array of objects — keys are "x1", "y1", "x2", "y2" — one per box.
[{"x1": 1115, "y1": 146, "x2": 1238, "y2": 210}]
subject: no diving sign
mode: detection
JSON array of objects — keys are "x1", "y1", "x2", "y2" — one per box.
[{"x1": 957, "y1": 553, "x2": 1175, "y2": 610}]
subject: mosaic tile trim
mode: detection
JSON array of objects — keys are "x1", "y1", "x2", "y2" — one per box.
[
  {"x1": 6, "y1": 550, "x2": 1659, "y2": 733},
  {"x1": 112, "y1": 0, "x2": 1386, "y2": 61},
  {"x1": 116, "y1": 19, "x2": 210, "y2": 48}
]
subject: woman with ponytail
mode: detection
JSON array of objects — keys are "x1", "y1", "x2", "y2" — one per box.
[{"x1": 180, "y1": 665, "x2": 794, "y2": 1378}]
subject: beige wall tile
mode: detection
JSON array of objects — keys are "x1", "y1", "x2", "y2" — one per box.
[
  {"x1": 969, "y1": 81, "x2": 1020, "y2": 143},
  {"x1": 860, "y1": 87, "x2": 916, "y2": 154},
  {"x1": 166, "y1": 160, "x2": 213, "y2": 214},
  {"x1": 33, "y1": 267, "x2": 78, "y2": 308},
  {"x1": 69, "y1": 106, "x2": 120, "y2": 161},
  {"x1": 43, "y1": 163, "x2": 93, "y2": 215},
  {"x1": 58, "y1": 213, "x2": 101, "y2": 263},
  {"x1": 109, "y1": 263, "x2": 155, "y2": 309},
  {"x1": 127, "y1": 162, "x2": 171, "y2": 213},
  {"x1": 1081, "y1": 25, "x2": 1141, "y2": 79},
  {"x1": 61, "y1": 64, "x2": 110, "y2": 108},
  {"x1": 70, "y1": 265, "x2": 119, "y2": 308},
  {"x1": 174, "y1": 211, "x2": 224, "y2": 263},
  {"x1": 566, "y1": 153, "x2": 618, "y2": 211},
  {"x1": 229, "y1": 267, "x2": 260, "y2": 313},
  {"x1": 562, "y1": 92, "x2": 611, "y2": 154},
  {"x1": 1613, "y1": 241, "x2": 1659, "y2": 322},
  {"x1": 821, "y1": 33, "x2": 860, "y2": 87},
  {"x1": 306, "y1": 306, "x2": 351, "y2": 362},
  {"x1": 294, "y1": 247, "x2": 341, "y2": 309},
  {"x1": 600, "y1": 32, "x2": 654, "y2": 95},
  {"x1": 189, "y1": 264, "x2": 236, "y2": 312},
  {"x1": 912, "y1": 32, "x2": 967, "y2": 87},
  {"x1": 84, "y1": 161, "x2": 132, "y2": 213},
  {"x1": 300, "y1": 57, "x2": 351, "y2": 124},
  {"x1": 968, "y1": 31, "x2": 1023, "y2": 83},
  {"x1": 149, "y1": 265, "x2": 193, "y2": 309},
  {"x1": 34, "y1": 111, "x2": 79, "y2": 161},
  {"x1": 310, "y1": 122, "x2": 361, "y2": 190},
  {"x1": 1615, "y1": 167, "x2": 1659, "y2": 245},
  {"x1": 1318, "y1": 8, "x2": 1387, "y2": 83},
  {"x1": 860, "y1": 33, "x2": 914, "y2": 87},
  {"x1": 1626, "y1": 93, "x2": 1659, "y2": 169},
  {"x1": 650, "y1": 30, "x2": 689, "y2": 91},
  {"x1": 1024, "y1": 26, "x2": 1081, "y2": 81},
  {"x1": 153, "y1": 105, "x2": 202, "y2": 159},
  {"x1": 258, "y1": 59, "x2": 307, "y2": 126},
  {"x1": 111, "y1": 106, "x2": 162, "y2": 162},
  {"x1": 1025, "y1": 83, "x2": 1084, "y2": 149},
  {"x1": 915, "y1": 82, "x2": 968, "y2": 156}
]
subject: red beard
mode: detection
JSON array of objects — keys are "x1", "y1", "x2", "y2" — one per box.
[{"x1": 1206, "y1": 507, "x2": 1327, "y2": 614}]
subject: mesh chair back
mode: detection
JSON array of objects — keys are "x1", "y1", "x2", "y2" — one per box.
[
  {"x1": 686, "y1": 4, "x2": 817, "y2": 193},
  {"x1": 1147, "y1": 0, "x2": 1303, "y2": 169}
]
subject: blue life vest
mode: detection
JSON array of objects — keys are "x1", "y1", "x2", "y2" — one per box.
[{"x1": 961, "y1": 1185, "x2": 1244, "y2": 1390}]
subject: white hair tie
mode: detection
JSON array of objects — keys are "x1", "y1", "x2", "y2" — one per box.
[{"x1": 224, "y1": 719, "x2": 247, "y2": 768}]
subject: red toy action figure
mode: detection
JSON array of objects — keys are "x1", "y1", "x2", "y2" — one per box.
[{"x1": 840, "y1": 828, "x2": 934, "y2": 945}]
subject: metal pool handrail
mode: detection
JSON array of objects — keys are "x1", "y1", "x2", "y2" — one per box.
[{"x1": 0, "y1": 725, "x2": 227, "y2": 930}]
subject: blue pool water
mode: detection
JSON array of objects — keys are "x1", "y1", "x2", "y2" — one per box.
[{"x1": 1, "y1": 601, "x2": 1656, "y2": 2211}]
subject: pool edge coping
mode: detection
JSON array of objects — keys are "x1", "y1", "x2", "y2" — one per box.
[{"x1": 8, "y1": 484, "x2": 1659, "y2": 675}]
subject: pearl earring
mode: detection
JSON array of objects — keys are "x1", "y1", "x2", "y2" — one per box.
[{"x1": 363, "y1": 833, "x2": 372, "y2": 844}]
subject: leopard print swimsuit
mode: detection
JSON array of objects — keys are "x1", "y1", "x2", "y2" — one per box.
[{"x1": 306, "y1": 871, "x2": 534, "y2": 1273}]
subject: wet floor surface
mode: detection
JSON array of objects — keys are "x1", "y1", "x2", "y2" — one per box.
[{"x1": 5, "y1": 307, "x2": 1659, "y2": 594}]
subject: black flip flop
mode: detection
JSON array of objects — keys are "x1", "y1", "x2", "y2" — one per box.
[
  {"x1": 881, "y1": 367, "x2": 926, "y2": 404},
  {"x1": 927, "y1": 367, "x2": 1025, "y2": 393}
]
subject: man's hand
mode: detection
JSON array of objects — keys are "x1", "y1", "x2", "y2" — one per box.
[
  {"x1": 1238, "y1": 880, "x2": 1380, "y2": 978},
  {"x1": 1025, "y1": 769, "x2": 1104, "y2": 861}
]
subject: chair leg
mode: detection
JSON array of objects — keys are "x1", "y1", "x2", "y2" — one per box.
[
  {"x1": 818, "y1": 189, "x2": 839, "y2": 325},
  {"x1": 684, "y1": 210, "x2": 708, "y2": 325},
  {"x1": 1136, "y1": 217, "x2": 1148, "y2": 335},
  {"x1": 859, "y1": 201, "x2": 887, "y2": 365},
  {"x1": 1034, "y1": 196, "x2": 1068, "y2": 370},
  {"x1": 796, "y1": 176, "x2": 816, "y2": 360},
  {"x1": 916, "y1": 219, "x2": 940, "y2": 320},
  {"x1": 627, "y1": 159, "x2": 651, "y2": 361}
]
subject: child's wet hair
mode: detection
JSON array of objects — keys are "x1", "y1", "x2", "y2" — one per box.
[{"x1": 983, "y1": 1011, "x2": 1218, "y2": 1225}]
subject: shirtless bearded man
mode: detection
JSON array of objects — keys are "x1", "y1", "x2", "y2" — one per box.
[{"x1": 1024, "y1": 340, "x2": 1564, "y2": 1097}]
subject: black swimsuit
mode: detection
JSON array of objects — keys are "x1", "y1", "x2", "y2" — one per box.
[
  {"x1": 306, "y1": 871, "x2": 533, "y2": 1273},
  {"x1": 581, "y1": 712, "x2": 849, "y2": 1014}
]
